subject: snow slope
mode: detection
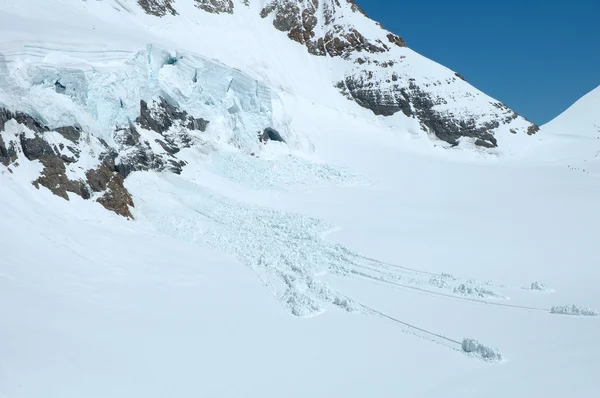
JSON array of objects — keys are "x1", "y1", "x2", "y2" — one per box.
[
  {"x1": 543, "y1": 85, "x2": 600, "y2": 139},
  {"x1": 1, "y1": 1, "x2": 600, "y2": 397},
  {"x1": 530, "y1": 85, "x2": 600, "y2": 165},
  {"x1": 3, "y1": 119, "x2": 600, "y2": 397}
]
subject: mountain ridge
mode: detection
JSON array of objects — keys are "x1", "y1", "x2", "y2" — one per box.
[{"x1": 0, "y1": 0, "x2": 573, "y2": 219}]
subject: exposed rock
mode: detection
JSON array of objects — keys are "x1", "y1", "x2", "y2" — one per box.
[
  {"x1": 137, "y1": 0, "x2": 177, "y2": 17},
  {"x1": 527, "y1": 124, "x2": 540, "y2": 136},
  {"x1": 186, "y1": 117, "x2": 210, "y2": 132},
  {"x1": 0, "y1": 135, "x2": 18, "y2": 166},
  {"x1": 347, "y1": 0, "x2": 368, "y2": 16},
  {"x1": 387, "y1": 33, "x2": 406, "y2": 48},
  {"x1": 136, "y1": 98, "x2": 209, "y2": 134},
  {"x1": 454, "y1": 72, "x2": 466, "y2": 81},
  {"x1": 261, "y1": 0, "x2": 396, "y2": 57},
  {"x1": 0, "y1": 108, "x2": 12, "y2": 131},
  {"x1": 116, "y1": 124, "x2": 141, "y2": 147},
  {"x1": 97, "y1": 173, "x2": 135, "y2": 219},
  {"x1": 155, "y1": 139, "x2": 180, "y2": 155},
  {"x1": 116, "y1": 146, "x2": 166, "y2": 179},
  {"x1": 33, "y1": 157, "x2": 89, "y2": 200},
  {"x1": 55, "y1": 126, "x2": 82, "y2": 142},
  {"x1": 86, "y1": 163, "x2": 114, "y2": 193},
  {"x1": 324, "y1": 27, "x2": 387, "y2": 57},
  {"x1": 194, "y1": 0, "x2": 234, "y2": 14},
  {"x1": 337, "y1": 78, "x2": 412, "y2": 117},
  {"x1": 19, "y1": 133, "x2": 56, "y2": 160},
  {"x1": 338, "y1": 78, "x2": 499, "y2": 147},
  {"x1": 255, "y1": 2, "x2": 535, "y2": 147},
  {"x1": 13, "y1": 112, "x2": 48, "y2": 134},
  {"x1": 1, "y1": 108, "x2": 137, "y2": 217},
  {"x1": 1, "y1": 107, "x2": 48, "y2": 134},
  {"x1": 86, "y1": 152, "x2": 135, "y2": 217},
  {"x1": 258, "y1": 127, "x2": 285, "y2": 144}
]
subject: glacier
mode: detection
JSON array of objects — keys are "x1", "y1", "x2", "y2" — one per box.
[{"x1": 1, "y1": 1, "x2": 600, "y2": 398}]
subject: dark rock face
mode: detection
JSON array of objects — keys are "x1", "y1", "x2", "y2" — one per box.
[
  {"x1": 0, "y1": 135, "x2": 18, "y2": 166},
  {"x1": 137, "y1": 0, "x2": 178, "y2": 17},
  {"x1": 19, "y1": 133, "x2": 56, "y2": 160},
  {"x1": 136, "y1": 98, "x2": 209, "y2": 134},
  {"x1": 1, "y1": 92, "x2": 209, "y2": 218},
  {"x1": 55, "y1": 126, "x2": 82, "y2": 142},
  {"x1": 194, "y1": 0, "x2": 234, "y2": 14},
  {"x1": 33, "y1": 157, "x2": 89, "y2": 201},
  {"x1": 254, "y1": 1, "x2": 536, "y2": 147},
  {"x1": 0, "y1": 107, "x2": 48, "y2": 134},
  {"x1": 126, "y1": 97, "x2": 208, "y2": 175},
  {"x1": 527, "y1": 124, "x2": 540, "y2": 136},
  {"x1": 87, "y1": 159, "x2": 134, "y2": 218},
  {"x1": 338, "y1": 78, "x2": 500, "y2": 147},
  {"x1": 258, "y1": 127, "x2": 285, "y2": 144},
  {"x1": 387, "y1": 33, "x2": 406, "y2": 48},
  {"x1": 261, "y1": 0, "x2": 399, "y2": 57},
  {"x1": 97, "y1": 173, "x2": 135, "y2": 218},
  {"x1": 0, "y1": 108, "x2": 136, "y2": 217},
  {"x1": 0, "y1": 108, "x2": 12, "y2": 131}
]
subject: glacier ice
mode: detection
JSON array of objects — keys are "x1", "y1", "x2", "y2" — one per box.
[{"x1": 0, "y1": 44, "x2": 282, "y2": 154}]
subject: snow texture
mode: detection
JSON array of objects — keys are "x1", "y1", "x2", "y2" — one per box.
[
  {"x1": 550, "y1": 305, "x2": 599, "y2": 317},
  {"x1": 453, "y1": 283, "x2": 506, "y2": 300},
  {"x1": 528, "y1": 281, "x2": 554, "y2": 292},
  {"x1": 462, "y1": 338, "x2": 503, "y2": 362}
]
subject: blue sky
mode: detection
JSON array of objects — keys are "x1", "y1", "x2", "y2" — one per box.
[{"x1": 356, "y1": 0, "x2": 600, "y2": 124}]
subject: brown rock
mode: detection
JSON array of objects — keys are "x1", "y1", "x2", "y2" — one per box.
[
  {"x1": 33, "y1": 157, "x2": 89, "y2": 200},
  {"x1": 97, "y1": 173, "x2": 135, "y2": 219}
]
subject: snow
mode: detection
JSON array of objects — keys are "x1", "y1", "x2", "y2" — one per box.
[
  {"x1": 1, "y1": 1, "x2": 600, "y2": 398},
  {"x1": 550, "y1": 305, "x2": 599, "y2": 317},
  {"x1": 461, "y1": 339, "x2": 503, "y2": 362}
]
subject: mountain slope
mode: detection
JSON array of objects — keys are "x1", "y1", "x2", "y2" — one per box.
[
  {"x1": 259, "y1": 0, "x2": 539, "y2": 147},
  {"x1": 1, "y1": 1, "x2": 600, "y2": 397},
  {"x1": 542, "y1": 85, "x2": 600, "y2": 138},
  {"x1": 0, "y1": 0, "x2": 539, "y2": 218}
]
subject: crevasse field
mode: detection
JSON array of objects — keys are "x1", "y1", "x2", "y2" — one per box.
[{"x1": 1, "y1": 1, "x2": 599, "y2": 397}]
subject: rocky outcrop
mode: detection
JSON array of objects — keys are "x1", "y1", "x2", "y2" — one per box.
[
  {"x1": 261, "y1": 0, "x2": 399, "y2": 57},
  {"x1": 256, "y1": 0, "x2": 537, "y2": 147},
  {"x1": 258, "y1": 127, "x2": 285, "y2": 144},
  {"x1": 0, "y1": 98, "x2": 211, "y2": 218},
  {"x1": 86, "y1": 156, "x2": 135, "y2": 218},
  {"x1": 136, "y1": 98, "x2": 209, "y2": 135},
  {"x1": 0, "y1": 107, "x2": 135, "y2": 215},
  {"x1": 0, "y1": 135, "x2": 17, "y2": 166},
  {"x1": 527, "y1": 124, "x2": 540, "y2": 136},
  {"x1": 338, "y1": 77, "x2": 503, "y2": 147},
  {"x1": 33, "y1": 157, "x2": 90, "y2": 201},
  {"x1": 138, "y1": 0, "x2": 177, "y2": 17},
  {"x1": 194, "y1": 0, "x2": 234, "y2": 14},
  {"x1": 125, "y1": 97, "x2": 209, "y2": 176}
]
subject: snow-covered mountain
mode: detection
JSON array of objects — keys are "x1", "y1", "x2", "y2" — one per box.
[
  {"x1": 543, "y1": 85, "x2": 600, "y2": 138},
  {"x1": 0, "y1": 0, "x2": 541, "y2": 218},
  {"x1": 1, "y1": 1, "x2": 599, "y2": 398}
]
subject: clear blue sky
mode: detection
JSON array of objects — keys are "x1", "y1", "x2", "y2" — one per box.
[{"x1": 356, "y1": 0, "x2": 600, "y2": 125}]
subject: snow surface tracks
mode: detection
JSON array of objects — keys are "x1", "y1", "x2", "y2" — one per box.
[{"x1": 129, "y1": 153, "x2": 596, "y2": 363}]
